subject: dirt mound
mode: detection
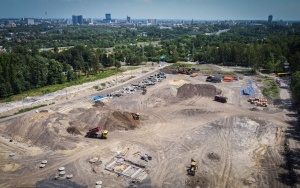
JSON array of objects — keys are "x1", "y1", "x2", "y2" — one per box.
[
  {"x1": 2, "y1": 113, "x2": 83, "y2": 150},
  {"x1": 101, "y1": 111, "x2": 140, "y2": 131},
  {"x1": 160, "y1": 67, "x2": 177, "y2": 74},
  {"x1": 177, "y1": 84, "x2": 221, "y2": 99},
  {"x1": 146, "y1": 87, "x2": 177, "y2": 108},
  {"x1": 77, "y1": 108, "x2": 102, "y2": 128}
]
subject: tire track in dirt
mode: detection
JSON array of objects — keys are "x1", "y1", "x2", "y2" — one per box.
[
  {"x1": 217, "y1": 117, "x2": 233, "y2": 188},
  {"x1": 258, "y1": 147, "x2": 285, "y2": 187},
  {"x1": 187, "y1": 95, "x2": 202, "y2": 106}
]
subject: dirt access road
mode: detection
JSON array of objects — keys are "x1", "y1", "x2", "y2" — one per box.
[
  {"x1": 0, "y1": 64, "x2": 164, "y2": 122},
  {"x1": 0, "y1": 64, "x2": 294, "y2": 188}
]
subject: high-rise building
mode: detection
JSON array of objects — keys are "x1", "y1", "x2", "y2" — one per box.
[
  {"x1": 72, "y1": 15, "x2": 83, "y2": 25},
  {"x1": 148, "y1": 19, "x2": 157, "y2": 25},
  {"x1": 105, "y1": 13, "x2": 111, "y2": 21},
  {"x1": 268, "y1": 15, "x2": 273, "y2": 23},
  {"x1": 127, "y1": 16, "x2": 131, "y2": 23}
]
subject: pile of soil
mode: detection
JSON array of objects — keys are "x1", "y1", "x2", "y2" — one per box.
[
  {"x1": 146, "y1": 87, "x2": 177, "y2": 108},
  {"x1": 2, "y1": 113, "x2": 83, "y2": 150},
  {"x1": 177, "y1": 84, "x2": 221, "y2": 99},
  {"x1": 101, "y1": 111, "x2": 140, "y2": 131},
  {"x1": 160, "y1": 66, "x2": 177, "y2": 74},
  {"x1": 76, "y1": 108, "x2": 141, "y2": 131},
  {"x1": 1, "y1": 107, "x2": 141, "y2": 150}
]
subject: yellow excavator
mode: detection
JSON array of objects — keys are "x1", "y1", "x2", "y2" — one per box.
[
  {"x1": 188, "y1": 159, "x2": 198, "y2": 176},
  {"x1": 132, "y1": 113, "x2": 140, "y2": 120}
]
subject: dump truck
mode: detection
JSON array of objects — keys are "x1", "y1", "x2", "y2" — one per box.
[
  {"x1": 85, "y1": 126, "x2": 108, "y2": 139},
  {"x1": 214, "y1": 95, "x2": 227, "y2": 103}
]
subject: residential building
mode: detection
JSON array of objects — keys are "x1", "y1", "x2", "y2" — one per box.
[
  {"x1": 25, "y1": 18, "x2": 34, "y2": 25},
  {"x1": 148, "y1": 19, "x2": 157, "y2": 25}
]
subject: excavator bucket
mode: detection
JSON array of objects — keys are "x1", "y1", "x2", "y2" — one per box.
[{"x1": 132, "y1": 113, "x2": 140, "y2": 120}]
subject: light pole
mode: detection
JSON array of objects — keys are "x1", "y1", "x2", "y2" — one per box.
[
  {"x1": 66, "y1": 89, "x2": 68, "y2": 100},
  {"x1": 22, "y1": 97, "x2": 25, "y2": 110}
]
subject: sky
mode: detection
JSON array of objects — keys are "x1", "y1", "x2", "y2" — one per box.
[{"x1": 0, "y1": 0, "x2": 299, "y2": 21}]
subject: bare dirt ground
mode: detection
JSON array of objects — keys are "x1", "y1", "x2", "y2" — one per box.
[{"x1": 0, "y1": 64, "x2": 294, "y2": 188}]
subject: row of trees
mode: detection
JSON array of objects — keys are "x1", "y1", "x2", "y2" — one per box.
[{"x1": 1, "y1": 23, "x2": 300, "y2": 100}]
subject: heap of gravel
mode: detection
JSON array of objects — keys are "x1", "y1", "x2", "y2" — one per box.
[{"x1": 177, "y1": 84, "x2": 221, "y2": 99}]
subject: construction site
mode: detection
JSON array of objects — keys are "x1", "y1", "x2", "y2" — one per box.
[{"x1": 0, "y1": 63, "x2": 295, "y2": 188}]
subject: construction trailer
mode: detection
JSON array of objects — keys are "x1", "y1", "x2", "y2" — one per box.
[{"x1": 223, "y1": 76, "x2": 234, "y2": 82}]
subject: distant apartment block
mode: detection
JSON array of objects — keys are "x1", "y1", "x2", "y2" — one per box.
[
  {"x1": 72, "y1": 15, "x2": 83, "y2": 25},
  {"x1": 4, "y1": 20, "x2": 16, "y2": 27},
  {"x1": 127, "y1": 16, "x2": 131, "y2": 23},
  {"x1": 268, "y1": 15, "x2": 273, "y2": 23},
  {"x1": 25, "y1": 18, "x2": 34, "y2": 25},
  {"x1": 106, "y1": 13, "x2": 111, "y2": 20},
  {"x1": 148, "y1": 19, "x2": 157, "y2": 25}
]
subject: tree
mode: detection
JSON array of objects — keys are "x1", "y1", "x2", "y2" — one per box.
[
  {"x1": 291, "y1": 71, "x2": 300, "y2": 109},
  {"x1": 47, "y1": 59, "x2": 64, "y2": 85}
]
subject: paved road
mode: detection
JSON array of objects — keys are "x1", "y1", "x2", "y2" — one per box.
[{"x1": 0, "y1": 65, "x2": 169, "y2": 125}]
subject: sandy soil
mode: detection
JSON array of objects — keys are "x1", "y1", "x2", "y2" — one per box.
[{"x1": 0, "y1": 64, "x2": 293, "y2": 188}]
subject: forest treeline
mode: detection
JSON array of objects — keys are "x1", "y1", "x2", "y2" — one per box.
[{"x1": 1, "y1": 23, "x2": 300, "y2": 110}]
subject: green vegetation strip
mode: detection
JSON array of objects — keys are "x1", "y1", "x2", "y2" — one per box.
[
  {"x1": 1, "y1": 69, "x2": 125, "y2": 103},
  {"x1": 261, "y1": 76, "x2": 280, "y2": 99},
  {"x1": 172, "y1": 62, "x2": 193, "y2": 68}
]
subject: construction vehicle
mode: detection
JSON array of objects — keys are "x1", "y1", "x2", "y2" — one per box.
[
  {"x1": 190, "y1": 73, "x2": 199, "y2": 77},
  {"x1": 85, "y1": 126, "x2": 108, "y2": 139},
  {"x1": 132, "y1": 113, "x2": 140, "y2": 120},
  {"x1": 188, "y1": 159, "x2": 198, "y2": 176},
  {"x1": 178, "y1": 67, "x2": 196, "y2": 75},
  {"x1": 214, "y1": 95, "x2": 227, "y2": 103},
  {"x1": 206, "y1": 75, "x2": 214, "y2": 82}
]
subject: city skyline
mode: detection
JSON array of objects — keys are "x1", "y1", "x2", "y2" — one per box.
[{"x1": 0, "y1": 0, "x2": 299, "y2": 21}]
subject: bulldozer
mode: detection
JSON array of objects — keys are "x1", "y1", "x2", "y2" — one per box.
[
  {"x1": 85, "y1": 126, "x2": 108, "y2": 139},
  {"x1": 187, "y1": 159, "x2": 198, "y2": 176},
  {"x1": 132, "y1": 113, "x2": 140, "y2": 120}
]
